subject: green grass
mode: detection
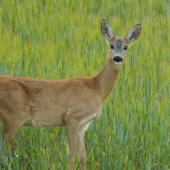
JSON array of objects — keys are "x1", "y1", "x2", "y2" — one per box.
[{"x1": 0, "y1": 0, "x2": 170, "y2": 169}]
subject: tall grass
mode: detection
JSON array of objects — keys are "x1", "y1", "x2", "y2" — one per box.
[{"x1": 0, "y1": 0, "x2": 170, "y2": 169}]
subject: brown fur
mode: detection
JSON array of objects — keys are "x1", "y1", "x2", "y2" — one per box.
[{"x1": 0, "y1": 20, "x2": 141, "y2": 170}]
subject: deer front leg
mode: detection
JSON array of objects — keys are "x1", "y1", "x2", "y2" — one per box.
[
  {"x1": 77, "y1": 124, "x2": 88, "y2": 170},
  {"x1": 65, "y1": 117, "x2": 80, "y2": 170}
]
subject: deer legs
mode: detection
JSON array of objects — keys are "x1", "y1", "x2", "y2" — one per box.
[
  {"x1": 66, "y1": 117, "x2": 88, "y2": 170},
  {"x1": 77, "y1": 125, "x2": 87, "y2": 170},
  {"x1": 1, "y1": 121, "x2": 21, "y2": 164},
  {"x1": 66, "y1": 118, "x2": 80, "y2": 170}
]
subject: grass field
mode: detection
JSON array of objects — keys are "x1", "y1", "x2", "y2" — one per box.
[{"x1": 0, "y1": 0, "x2": 170, "y2": 169}]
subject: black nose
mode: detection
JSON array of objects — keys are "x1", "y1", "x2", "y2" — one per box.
[{"x1": 113, "y1": 56, "x2": 123, "y2": 62}]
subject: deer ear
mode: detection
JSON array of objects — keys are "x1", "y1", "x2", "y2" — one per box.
[
  {"x1": 125, "y1": 24, "x2": 141, "y2": 43},
  {"x1": 101, "y1": 19, "x2": 115, "y2": 41}
]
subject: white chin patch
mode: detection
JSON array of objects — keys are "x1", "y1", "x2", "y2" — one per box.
[{"x1": 114, "y1": 61, "x2": 122, "y2": 65}]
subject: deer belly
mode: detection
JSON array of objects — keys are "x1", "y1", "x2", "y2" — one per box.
[
  {"x1": 23, "y1": 111, "x2": 65, "y2": 127},
  {"x1": 23, "y1": 120, "x2": 46, "y2": 127}
]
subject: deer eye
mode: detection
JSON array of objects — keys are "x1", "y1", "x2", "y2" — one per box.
[
  {"x1": 124, "y1": 46, "x2": 128, "y2": 50},
  {"x1": 110, "y1": 44, "x2": 114, "y2": 49}
]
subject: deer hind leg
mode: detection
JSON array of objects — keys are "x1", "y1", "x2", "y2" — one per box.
[
  {"x1": 0, "y1": 120, "x2": 24, "y2": 164},
  {"x1": 0, "y1": 84, "x2": 31, "y2": 164},
  {"x1": 0, "y1": 112, "x2": 30, "y2": 164}
]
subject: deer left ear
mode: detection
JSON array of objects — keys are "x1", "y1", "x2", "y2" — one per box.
[{"x1": 125, "y1": 24, "x2": 141, "y2": 43}]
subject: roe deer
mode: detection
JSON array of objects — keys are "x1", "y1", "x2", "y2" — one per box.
[{"x1": 0, "y1": 19, "x2": 141, "y2": 170}]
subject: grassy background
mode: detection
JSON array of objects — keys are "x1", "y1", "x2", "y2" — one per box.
[{"x1": 0, "y1": 0, "x2": 170, "y2": 169}]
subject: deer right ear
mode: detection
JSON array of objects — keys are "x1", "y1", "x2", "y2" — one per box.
[{"x1": 101, "y1": 19, "x2": 115, "y2": 41}]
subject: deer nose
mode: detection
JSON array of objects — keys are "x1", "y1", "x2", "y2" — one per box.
[{"x1": 113, "y1": 56, "x2": 123, "y2": 62}]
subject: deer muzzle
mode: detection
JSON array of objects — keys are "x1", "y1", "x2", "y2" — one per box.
[{"x1": 113, "y1": 56, "x2": 123, "y2": 64}]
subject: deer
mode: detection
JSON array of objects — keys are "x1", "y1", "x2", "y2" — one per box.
[{"x1": 0, "y1": 19, "x2": 141, "y2": 170}]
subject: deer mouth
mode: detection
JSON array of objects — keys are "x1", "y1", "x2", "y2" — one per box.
[
  {"x1": 113, "y1": 56, "x2": 123, "y2": 64},
  {"x1": 114, "y1": 61, "x2": 122, "y2": 65}
]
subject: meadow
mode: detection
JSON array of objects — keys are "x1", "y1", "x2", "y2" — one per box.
[{"x1": 0, "y1": 0, "x2": 170, "y2": 169}]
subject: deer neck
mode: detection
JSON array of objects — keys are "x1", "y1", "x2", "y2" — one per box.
[{"x1": 94, "y1": 56, "x2": 122, "y2": 102}]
